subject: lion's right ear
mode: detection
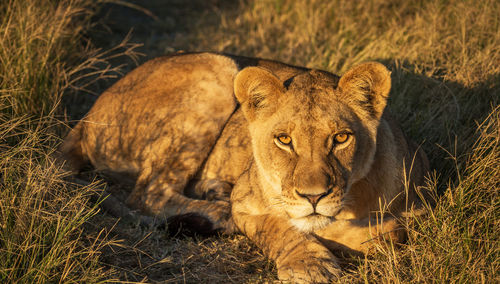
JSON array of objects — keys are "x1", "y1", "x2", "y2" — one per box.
[
  {"x1": 234, "y1": 67, "x2": 284, "y2": 121},
  {"x1": 338, "y1": 62, "x2": 391, "y2": 120}
]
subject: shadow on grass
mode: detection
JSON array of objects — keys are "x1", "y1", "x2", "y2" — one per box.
[{"x1": 382, "y1": 59, "x2": 499, "y2": 191}]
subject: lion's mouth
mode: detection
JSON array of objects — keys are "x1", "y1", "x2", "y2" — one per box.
[
  {"x1": 307, "y1": 212, "x2": 330, "y2": 218},
  {"x1": 289, "y1": 214, "x2": 334, "y2": 232}
]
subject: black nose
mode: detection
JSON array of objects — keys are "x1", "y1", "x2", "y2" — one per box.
[{"x1": 296, "y1": 188, "x2": 332, "y2": 209}]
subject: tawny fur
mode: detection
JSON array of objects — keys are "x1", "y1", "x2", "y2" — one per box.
[{"x1": 61, "y1": 52, "x2": 429, "y2": 283}]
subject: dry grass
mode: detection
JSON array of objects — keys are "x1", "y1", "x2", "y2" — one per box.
[
  {"x1": 0, "y1": 0, "x2": 91, "y2": 117},
  {"x1": 1, "y1": 0, "x2": 498, "y2": 283},
  {"x1": 0, "y1": 0, "x2": 128, "y2": 282},
  {"x1": 350, "y1": 106, "x2": 499, "y2": 283},
  {"x1": 0, "y1": 118, "x2": 111, "y2": 282}
]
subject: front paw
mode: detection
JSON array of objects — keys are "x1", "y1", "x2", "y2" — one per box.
[
  {"x1": 277, "y1": 249, "x2": 340, "y2": 283},
  {"x1": 166, "y1": 201, "x2": 236, "y2": 236},
  {"x1": 206, "y1": 200, "x2": 237, "y2": 234}
]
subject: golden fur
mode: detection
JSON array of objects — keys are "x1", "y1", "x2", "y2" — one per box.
[
  {"x1": 229, "y1": 63, "x2": 429, "y2": 282},
  {"x1": 61, "y1": 52, "x2": 429, "y2": 282}
]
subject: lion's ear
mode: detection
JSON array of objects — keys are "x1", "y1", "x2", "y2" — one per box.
[
  {"x1": 234, "y1": 67, "x2": 284, "y2": 121},
  {"x1": 338, "y1": 62, "x2": 391, "y2": 119}
]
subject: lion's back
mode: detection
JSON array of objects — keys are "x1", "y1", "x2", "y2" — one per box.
[{"x1": 63, "y1": 53, "x2": 240, "y2": 176}]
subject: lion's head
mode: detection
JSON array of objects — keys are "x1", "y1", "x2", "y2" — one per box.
[{"x1": 234, "y1": 62, "x2": 392, "y2": 232}]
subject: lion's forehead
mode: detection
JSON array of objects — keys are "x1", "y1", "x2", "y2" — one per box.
[
  {"x1": 274, "y1": 102, "x2": 357, "y2": 134},
  {"x1": 279, "y1": 87, "x2": 357, "y2": 120}
]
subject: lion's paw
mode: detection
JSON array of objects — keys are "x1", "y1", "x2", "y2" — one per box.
[
  {"x1": 204, "y1": 200, "x2": 237, "y2": 234},
  {"x1": 277, "y1": 247, "x2": 341, "y2": 283},
  {"x1": 198, "y1": 179, "x2": 233, "y2": 202},
  {"x1": 277, "y1": 258, "x2": 340, "y2": 283}
]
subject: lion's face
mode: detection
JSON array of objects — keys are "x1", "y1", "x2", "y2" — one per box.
[{"x1": 234, "y1": 64, "x2": 391, "y2": 232}]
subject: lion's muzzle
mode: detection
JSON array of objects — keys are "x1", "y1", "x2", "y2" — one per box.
[{"x1": 295, "y1": 187, "x2": 333, "y2": 210}]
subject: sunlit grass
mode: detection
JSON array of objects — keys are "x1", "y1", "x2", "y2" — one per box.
[{"x1": 0, "y1": 0, "x2": 117, "y2": 282}]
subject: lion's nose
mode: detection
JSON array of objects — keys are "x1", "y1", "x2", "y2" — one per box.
[{"x1": 296, "y1": 188, "x2": 332, "y2": 209}]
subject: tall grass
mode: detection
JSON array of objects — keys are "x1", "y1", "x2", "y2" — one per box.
[
  {"x1": 0, "y1": 118, "x2": 110, "y2": 283},
  {"x1": 0, "y1": 0, "x2": 117, "y2": 282},
  {"x1": 1, "y1": 0, "x2": 87, "y2": 117}
]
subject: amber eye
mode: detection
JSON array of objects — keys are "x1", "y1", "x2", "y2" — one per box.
[
  {"x1": 334, "y1": 133, "x2": 349, "y2": 144},
  {"x1": 277, "y1": 135, "x2": 292, "y2": 145}
]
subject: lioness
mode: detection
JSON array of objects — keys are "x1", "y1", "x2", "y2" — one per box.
[{"x1": 61, "y1": 52, "x2": 429, "y2": 282}]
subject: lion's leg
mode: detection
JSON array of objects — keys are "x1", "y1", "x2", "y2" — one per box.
[
  {"x1": 232, "y1": 210, "x2": 341, "y2": 283},
  {"x1": 313, "y1": 217, "x2": 405, "y2": 254},
  {"x1": 127, "y1": 168, "x2": 235, "y2": 233},
  {"x1": 191, "y1": 179, "x2": 233, "y2": 201},
  {"x1": 151, "y1": 185, "x2": 235, "y2": 233},
  {"x1": 231, "y1": 172, "x2": 340, "y2": 282}
]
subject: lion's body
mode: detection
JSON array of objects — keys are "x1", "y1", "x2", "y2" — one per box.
[{"x1": 61, "y1": 52, "x2": 429, "y2": 282}]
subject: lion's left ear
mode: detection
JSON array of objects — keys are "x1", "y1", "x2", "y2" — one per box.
[
  {"x1": 338, "y1": 62, "x2": 391, "y2": 119},
  {"x1": 234, "y1": 66, "x2": 284, "y2": 121}
]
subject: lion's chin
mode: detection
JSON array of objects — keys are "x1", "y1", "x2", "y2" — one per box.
[{"x1": 289, "y1": 214, "x2": 334, "y2": 232}]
